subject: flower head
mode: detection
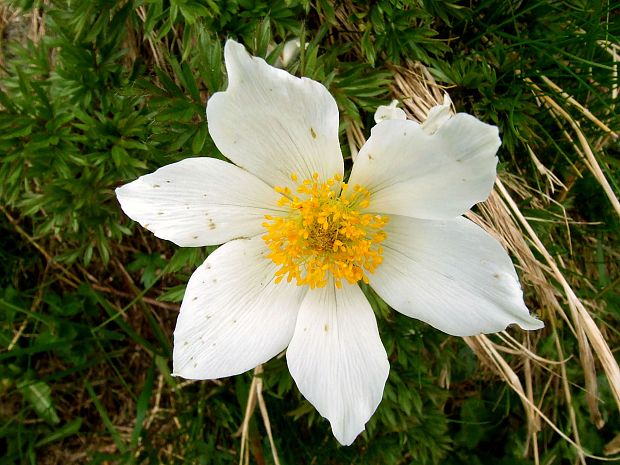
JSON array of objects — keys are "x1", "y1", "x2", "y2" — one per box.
[
  {"x1": 116, "y1": 40, "x2": 543, "y2": 446},
  {"x1": 262, "y1": 172, "x2": 388, "y2": 289}
]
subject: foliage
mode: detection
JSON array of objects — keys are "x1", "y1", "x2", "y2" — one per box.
[{"x1": 0, "y1": 0, "x2": 618, "y2": 464}]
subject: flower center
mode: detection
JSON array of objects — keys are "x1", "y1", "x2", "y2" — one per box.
[{"x1": 262, "y1": 172, "x2": 389, "y2": 289}]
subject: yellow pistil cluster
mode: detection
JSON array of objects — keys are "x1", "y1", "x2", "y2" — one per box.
[{"x1": 262, "y1": 172, "x2": 389, "y2": 289}]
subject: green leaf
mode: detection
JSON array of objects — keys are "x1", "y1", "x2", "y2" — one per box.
[
  {"x1": 157, "y1": 284, "x2": 186, "y2": 303},
  {"x1": 36, "y1": 418, "x2": 83, "y2": 448},
  {"x1": 254, "y1": 16, "x2": 272, "y2": 57},
  {"x1": 130, "y1": 361, "x2": 156, "y2": 450},
  {"x1": 191, "y1": 124, "x2": 208, "y2": 154},
  {"x1": 18, "y1": 379, "x2": 61, "y2": 425},
  {"x1": 85, "y1": 380, "x2": 128, "y2": 453}
]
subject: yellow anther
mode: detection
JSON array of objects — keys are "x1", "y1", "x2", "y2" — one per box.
[{"x1": 262, "y1": 173, "x2": 389, "y2": 289}]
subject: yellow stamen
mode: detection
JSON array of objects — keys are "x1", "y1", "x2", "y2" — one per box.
[{"x1": 262, "y1": 173, "x2": 389, "y2": 289}]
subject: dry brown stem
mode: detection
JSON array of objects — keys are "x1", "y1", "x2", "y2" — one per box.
[{"x1": 238, "y1": 365, "x2": 281, "y2": 465}]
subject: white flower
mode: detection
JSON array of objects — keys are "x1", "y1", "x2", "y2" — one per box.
[
  {"x1": 374, "y1": 99, "x2": 407, "y2": 123},
  {"x1": 280, "y1": 39, "x2": 304, "y2": 68},
  {"x1": 115, "y1": 40, "x2": 544, "y2": 446},
  {"x1": 268, "y1": 39, "x2": 304, "y2": 68},
  {"x1": 421, "y1": 93, "x2": 453, "y2": 134}
]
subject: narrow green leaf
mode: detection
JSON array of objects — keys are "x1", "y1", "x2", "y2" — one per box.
[
  {"x1": 36, "y1": 418, "x2": 83, "y2": 448},
  {"x1": 85, "y1": 380, "x2": 128, "y2": 453},
  {"x1": 130, "y1": 361, "x2": 156, "y2": 450}
]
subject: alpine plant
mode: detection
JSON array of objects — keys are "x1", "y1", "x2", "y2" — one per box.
[{"x1": 116, "y1": 40, "x2": 544, "y2": 445}]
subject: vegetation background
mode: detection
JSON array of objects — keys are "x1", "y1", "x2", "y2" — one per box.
[{"x1": 1, "y1": 0, "x2": 618, "y2": 463}]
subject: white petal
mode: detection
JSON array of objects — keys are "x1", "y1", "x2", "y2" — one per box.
[
  {"x1": 286, "y1": 280, "x2": 389, "y2": 445},
  {"x1": 207, "y1": 40, "x2": 343, "y2": 189},
  {"x1": 421, "y1": 93, "x2": 453, "y2": 134},
  {"x1": 281, "y1": 39, "x2": 302, "y2": 67},
  {"x1": 116, "y1": 157, "x2": 284, "y2": 247},
  {"x1": 173, "y1": 235, "x2": 307, "y2": 379},
  {"x1": 370, "y1": 215, "x2": 544, "y2": 336},
  {"x1": 374, "y1": 100, "x2": 407, "y2": 123},
  {"x1": 349, "y1": 114, "x2": 500, "y2": 220}
]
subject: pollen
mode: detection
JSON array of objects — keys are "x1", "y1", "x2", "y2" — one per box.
[{"x1": 262, "y1": 172, "x2": 389, "y2": 289}]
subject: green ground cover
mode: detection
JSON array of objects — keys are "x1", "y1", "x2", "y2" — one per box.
[{"x1": 0, "y1": 0, "x2": 618, "y2": 463}]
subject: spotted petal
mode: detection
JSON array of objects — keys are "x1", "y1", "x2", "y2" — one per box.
[
  {"x1": 173, "y1": 235, "x2": 307, "y2": 379},
  {"x1": 286, "y1": 280, "x2": 390, "y2": 445},
  {"x1": 116, "y1": 157, "x2": 284, "y2": 247},
  {"x1": 349, "y1": 114, "x2": 500, "y2": 220},
  {"x1": 370, "y1": 215, "x2": 544, "y2": 336},
  {"x1": 207, "y1": 40, "x2": 343, "y2": 189}
]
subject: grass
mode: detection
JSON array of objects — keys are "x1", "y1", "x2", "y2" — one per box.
[{"x1": 0, "y1": 0, "x2": 618, "y2": 464}]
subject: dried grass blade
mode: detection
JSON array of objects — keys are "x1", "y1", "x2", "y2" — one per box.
[
  {"x1": 254, "y1": 365, "x2": 281, "y2": 465},
  {"x1": 540, "y1": 75, "x2": 617, "y2": 138},
  {"x1": 526, "y1": 79, "x2": 620, "y2": 218},
  {"x1": 497, "y1": 179, "x2": 620, "y2": 413}
]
